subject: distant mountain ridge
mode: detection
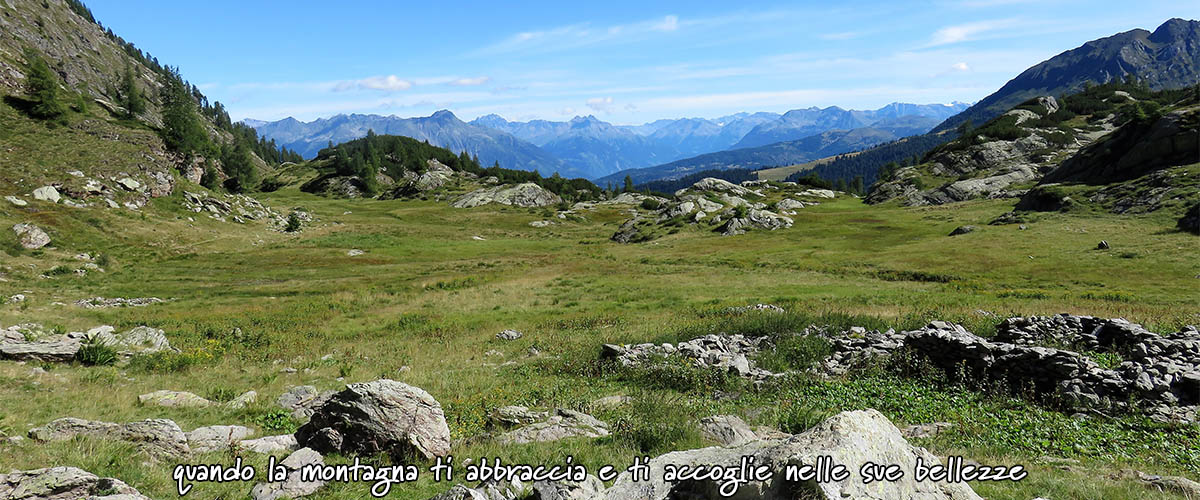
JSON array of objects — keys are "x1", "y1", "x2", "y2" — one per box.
[
  {"x1": 252, "y1": 101, "x2": 964, "y2": 180},
  {"x1": 934, "y1": 18, "x2": 1200, "y2": 133},
  {"x1": 250, "y1": 111, "x2": 577, "y2": 177}
]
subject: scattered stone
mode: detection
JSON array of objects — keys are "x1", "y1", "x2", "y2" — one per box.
[
  {"x1": 250, "y1": 448, "x2": 326, "y2": 500},
  {"x1": 296, "y1": 379, "x2": 452, "y2": 459},
  {"x1": 729, "y1": 303, "x2": 785, "y2": 314},
  {"x1": 347, "y1": 249, "x2": 365, "y2": 256},
  {"x1": 949, "y1": 225, "x2": 976, "y2": 236},
  {"x1": 1097, "y1": 240, "x2": 1110, "y2": 250},
  {"x1": 187, "y1": 425, "x2": 255, "y2": 453},
  {"x1": 0, "y1": 467, "x2": 151, "y2": 500},
  {"x1": 116, "y1": 177, "x2": 141, "y2": 191},
  {"x1": 29, "y1": 418, "x2": 190, "y2": 459},
  {"x1": 32, "y1": 186, "x2": 61, "y2": 203},
  {"x1": 901, "y1": 422, "x2": 954, "y2": 439},
  {"x1": 5, "y1": 195, "x2": 27, "y2": 207},
  {"x1": 698, "y1": 415, "x2": 758, "y2": 446},
  {"x1": 529, "y1": 220, "x2": 555, "y2": 227},
  {"x1": 12, "y1": 223, "x2": 51, "y2": 249},
  {"x1": 240, "y1": 434, "x2": 300, "y2": 454},
  {"x1": 74, "y1": 296, "x2": 164, "y2": 309},
  {"x1": 496, "y1": 329, "x2": 523, "y2": 341},
  {"x1": 490, "y1": 406, "x2": 548, "y2": 428},
  {"x1": 496, "y1": 409, "x2": 609, "y2": 445},
  {"x1": 603, "y1": 334, "x2": 776, "y2": 381}
]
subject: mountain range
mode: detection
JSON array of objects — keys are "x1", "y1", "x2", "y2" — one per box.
[{"x1": 250, "y1": 102, "x2": 966, "y2": 180}]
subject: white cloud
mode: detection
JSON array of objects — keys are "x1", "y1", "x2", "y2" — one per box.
[
  {"x1": 653, "y1": 15, "x2": 679, "y2": 32},
  {"x1": 927, "y1": 19, "x2": 1020, "y2": 47},
  {"x1": 449, "y1": 76, "x2": 492, "y2": 86},
  {"x1": 586, "y1": 96, "x2": 615, "y2": 113},
  {"x1": 951, "y1": 62, "x2": 971, "y2": 71},
  {"x1": 334, "y1": 75, "x2": 414, "y2": 92}
]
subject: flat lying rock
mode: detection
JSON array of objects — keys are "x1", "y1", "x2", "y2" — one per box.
[
  {"x1": 497, "y1": 409, "x2": 609, "y2": 445},
  {"x1": 240, "y1": 434, "x2": 300, "y2": 454},
  {"x1": 0, "y1": 467, "x2": 151, "y2": 500},
  {"x1": 698, "y1": 415, "x2": 758, "y2": 446},
  {"x1": 490, "y1": 405, "x2": 548, "y2": 427},
  {"x1": 32, "y1": 185, "x2": 61, "y2": 203},
  {"x1": 296, "y1": 379, "x2": 452, "y2": 460},
  {"x1": 138, "y1": 390, "x2": 213, "y2": 408},
  {"x1": 250, "y1": 447, "x2": 326, "y2": 500},
  {"x1": 29, "y1": 417, "x2": 190, "y2": 459},
  {"x1": 187, "y1": 425, "x2": 255, "y2": 453}
]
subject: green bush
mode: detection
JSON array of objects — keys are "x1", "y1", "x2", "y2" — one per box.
[
  {"x1": 640, "y1": 198, "x2": 662, "y2": 211},
  {"x1": 777, "y1": 404, "x2": 832, "y2": 434},
  {"x1": 251, "y1": 409, "x2": 301, "y2": 433},
  {"x1": 76, "y1": 336, "x2": 118, "y2": 366}
]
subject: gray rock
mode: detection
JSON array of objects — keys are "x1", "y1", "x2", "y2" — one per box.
[
  {"x1": 497, "y1": 409, "x2": 609, "y2": 445},
  {"x1": 698, "y1": 415, "x2": 758, "y2": 446},
  {"x1": 12, "y1": 223, "x2": 51, "y2": 249},
  {"x1": 496, "y1": 329, "x2": 523, "y2": 341},
  {"x1": 296, "y1": 379, "x2": 452, "y2": 459},
  {"x1": 32, "y1": 186, "x2": 61, "y2": 203},
  {"x1": 0, "y1": 467, "x2": 151, "y2": 500},
  {"x1": 949, "y1": 225, "x2": 976, "y2": 236},
  {"x1": 603, "y1": 409, "x2": 982, "y2": 500},
  {"x1": 674, "y1": 177, "x2": 758, "y2": 198},
  {"x1": 901, "y1": 422, "x2": 954, "y2": 439},
  {"x1": 138, "y1": 390, "x2": 213, "y2": 408},
  {"x1": 5, "y1": 195, "x2": 27, "y2": 207},
  {"x1": 491, "y1": 405, "x2": 548, "y2": 427},
  {"x1": 452, "y1": 183, "x2": 563, "y2": 208},
  {"x1": 187, "y1": 425, "x2": 255, "y2": 453},
  {"x1": 240, "y1": 434, "x2": 300, "y2": 454},
  {"x1": 116, "y1": 178, "x2": 141, "y2": 191},
  {"x1": 278, "y1": 385, "x2": 336, "y2": 419},
  {"x1": 250, "y1": 447, "x2": 326, "y2": 500},
  {"x1": 29, "y1": 418, "x2": 190, "y2": 459}
]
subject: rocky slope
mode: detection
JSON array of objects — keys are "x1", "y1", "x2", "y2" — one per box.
[
  {"x1": 867, "y1": 83, "x2": 1200, "y2": 227},
  {"x1": 934, "y1": 18, "x2": 1200, "y2": 134}
]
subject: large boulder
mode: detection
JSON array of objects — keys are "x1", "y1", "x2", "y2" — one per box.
[
  {"x1": 12, "y1": 223, "x2": 51, "y2": 249},
  {"x1": 452, "y1": 183, "x2": 563, "y2": 208},
  {"x1": 0, "y1": 467, "x2": 151, "y2": 500},
  {"x1": 278, "y1": 385, "x2": 336, "y2": 419},
  {"x1": 32, "y1": 186, "x2": 61, "y2": 203},
  {"x1": 602, "y1": 409, "x2": 983, "y2": 500},
  {"x1": 674, "y1": 178, "x2": 757, "y2": 198},
  {"x1": 295, "y1": 379, "x2": 452, "y2": 460},
  {"x1": 29, "y1": 418, "x2": 190, "y2": 459}
]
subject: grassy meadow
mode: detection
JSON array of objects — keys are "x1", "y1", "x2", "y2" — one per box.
[{"x1": 0, "y1": 180, "x2": 1197, "y2": 499}]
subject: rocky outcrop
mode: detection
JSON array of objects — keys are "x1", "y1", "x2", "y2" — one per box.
[
  {"x1": 181, "y1": 191, "x2": 279, "y2": 224},
  {"x1": 1180, "y1": 203, "x2": 1200, "y2": 234},
  {"x1": 674, "y1": 178, "x2": 760, "y2": 198},
  {"x1": 603, "y1": 409, "x2": 982, "y2": 500},
  {"x1": 452, "y1": 183, "x2": 562, "y2": 208},
  {"x1": 602, "y1": 334, "x2": 775, "y2": 381},
  {"x1": 717, "y1": 209, "x2": 792, "y2": 236},
  {"x1": 29, "y1": 418, "x2": 190, "y2": 459},
  {"x1": 496, "y1": 409, "x2": 609, "y2": 445},
  {"x1": 75, "y1": 297, "x2": 164, "y2": 309},
  {"x1": 12, "y1": 223, "x2": 51, "y2": 249},
  {"x1": 296, "y1": 379, "x2": 452, "y2": 460},
  {"x1": 0, "y1": 467, "x2": 152, "y2": 500}
]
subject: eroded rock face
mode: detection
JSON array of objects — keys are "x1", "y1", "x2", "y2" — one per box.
[
  {"x1": 295, "y1": 379, "x2": 452, "y2": 460},
  {"x1": 452, "y1": 183, "x2": 563, "y2": 208},
  {"x1": 12, "y1": 223, "x2": 51, "y2": 249},
  {"x1": 603, "y1": 409, "x2": 982, "y2": 500},
  {"x1": 0, "y1": 467, "x2": 151, "y2": 500},
  {"x1": 29, "y1": 418, "x2": 190, "y2": 459}
]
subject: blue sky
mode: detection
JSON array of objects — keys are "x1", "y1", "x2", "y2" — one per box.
[{"x1": 88, "y1": 0, "x2": 1200, "y2": 124}]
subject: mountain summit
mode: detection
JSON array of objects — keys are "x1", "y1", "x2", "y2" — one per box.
[{"x1": 935, "y1": 18, "x2": 1200, "y2": 133}]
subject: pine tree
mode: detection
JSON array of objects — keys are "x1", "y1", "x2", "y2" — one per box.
[
  {"x1": 850, "y1": 175, "x2": 864, "y2": 194},
  {"x1": 24, "y1": 50, "x2": 66, "y2": 120},
  {"x1": 623, "y1": 175, "x2": 635, "y2": 193},
  {"x1": 221, "y1": 141, "x2": 258, "y2": 193},
  {"x1": 159, "y1": 69, "x2": 209, "y2": 155},
  {"x1": 118, "y1": 63, "x2": 145, "y2": 118}
]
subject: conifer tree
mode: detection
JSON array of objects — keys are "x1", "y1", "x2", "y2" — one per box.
[
  {"x1": 24, "y1": 50, "x2": 66, "y2": 120},
  {"x1": 118, "y1": 63, "x2": 145, "y2": 118}
]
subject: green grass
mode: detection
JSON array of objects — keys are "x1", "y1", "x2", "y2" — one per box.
[{"x1": 1, "y1": 171, "x2": 1197, "y2": 499}]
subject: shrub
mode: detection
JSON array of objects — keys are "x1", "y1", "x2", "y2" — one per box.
[
  {"x1": 284, "y1": 212, "x2": 303, "y2": 232},
  {"x1": 205, "y1": 387, "x2": 239, "y2": 403},
  {"x1": 777, "y1": 404, "x2": 832, "y2": 434},
  {"x1": 640, "y1": 198, "x2": 662, "y2": 211},
  {"x1": 610, "y1": 394, "x2": 703, "y2": 454},
  {"x1": 251, "y1": 409, "x2": 300, "y2": 433},
  {"x1": 76, "y1": 336, "x2": 118, "y2": 366}
]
